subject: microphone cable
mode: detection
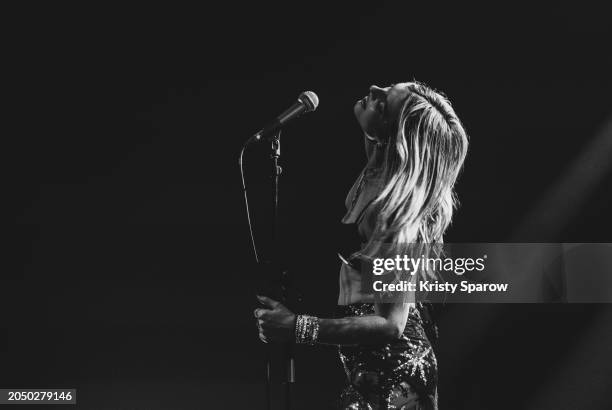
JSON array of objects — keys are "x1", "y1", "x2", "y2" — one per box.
[{"x1": 239, "y1": 138, "x2": 260, "y2": 263}]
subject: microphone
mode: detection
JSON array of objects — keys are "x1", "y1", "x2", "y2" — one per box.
[{"x1": 251, "y1": 91, "x2": 319, "y2": 142}]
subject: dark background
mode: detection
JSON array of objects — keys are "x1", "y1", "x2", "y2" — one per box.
[{"x1": 6, "y1": 2, "x2": 612, "y2": 409}]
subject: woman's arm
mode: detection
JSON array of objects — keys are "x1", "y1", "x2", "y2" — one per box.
[
  {"x1": 255, "y1": 295, "x2": 411, "y2": 345},
  {"x1": 319, "y1": 301, "x2": 410, "y2": 344}
]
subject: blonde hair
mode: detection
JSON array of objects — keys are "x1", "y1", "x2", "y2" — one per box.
[{"x1": 363, "y1": 81, "x2": 468, "y2": 261}]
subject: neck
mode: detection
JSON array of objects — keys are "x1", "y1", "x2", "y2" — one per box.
[{"x1": 366, "y1": 142, "x2": 385, "y2": 170}]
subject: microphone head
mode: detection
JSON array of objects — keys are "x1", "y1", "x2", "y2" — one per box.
[{"x1": 298, "y1": 91, "x2": 319, "y2": 112}]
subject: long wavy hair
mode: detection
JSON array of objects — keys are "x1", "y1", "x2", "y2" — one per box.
[{"x1": 362, "y1": 81, "x2": 468, "y2": 262}]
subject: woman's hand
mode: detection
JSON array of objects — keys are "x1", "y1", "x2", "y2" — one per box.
[{"x1": 254, "y1": 295, "x2": 296, "y2": 343}]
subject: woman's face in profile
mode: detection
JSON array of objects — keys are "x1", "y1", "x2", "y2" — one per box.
[{"x1": 354, "y1": 83, "x2": 410, "y2": 141}]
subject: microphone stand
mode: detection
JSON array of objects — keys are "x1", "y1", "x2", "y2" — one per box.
[
  {"x1": 242, "y1": 94, "x2": 317, "y2": 409},
  {"x1": 268, "y1": 131, "x2": 295, "y2": 410},
  {"x1": 241, "y1": 127, "x2": 300, "y2": 410},
  {"x1": 251, "y1": 130, "x2": 295, "y2": 410}
]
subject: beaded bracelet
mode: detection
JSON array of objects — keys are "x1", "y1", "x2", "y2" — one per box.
[{"x1": 295, "y1": 315, "x2": 320, "y2": 345}]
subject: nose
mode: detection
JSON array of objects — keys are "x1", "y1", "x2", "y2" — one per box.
[{"x1": 369, "y1": 85, "x2": 386, "y2": 99}]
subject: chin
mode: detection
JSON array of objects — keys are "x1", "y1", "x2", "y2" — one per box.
[{"x1": 353, "y1": 102, "x2": 364, "y2": 121}]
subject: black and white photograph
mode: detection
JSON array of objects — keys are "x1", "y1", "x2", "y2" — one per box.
[{"x1": 7, "y1": 3, "x2": 612, "y2": 409}]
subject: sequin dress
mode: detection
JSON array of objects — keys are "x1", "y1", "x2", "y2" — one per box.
[
  {"x1": 336, "y1": 303, "x2": 438, "y2": 410},
  {"x1": 337, "y1": 167, "x2": 439, "y2": 410}
]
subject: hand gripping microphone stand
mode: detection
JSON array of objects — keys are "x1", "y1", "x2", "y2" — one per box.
[{"x1": 239, "y1": 91, "x2": 318, "y2": 410}]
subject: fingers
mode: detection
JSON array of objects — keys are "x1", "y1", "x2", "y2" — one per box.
[
  {"x1": 253, "y1": 308, "x2": 269, "y2": 319},
  {"x1": 256, "y1": 295, "x2": 280, "y2": 309},
  {"x1": 256, "y1": 320, "x2": 269, "y2": 343},
  {"x1": 253, "y1": 309, "x2": 268, "y2": 340},
  {"x1": 253, "y1": 297, "x2": 280, "y2": 344},
  {"x1": 255, "y1": 317, "x2": 268, "y2": 343},
  {"x1": 253, "y1": 311, "x2": 266, "y2": 332}
]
